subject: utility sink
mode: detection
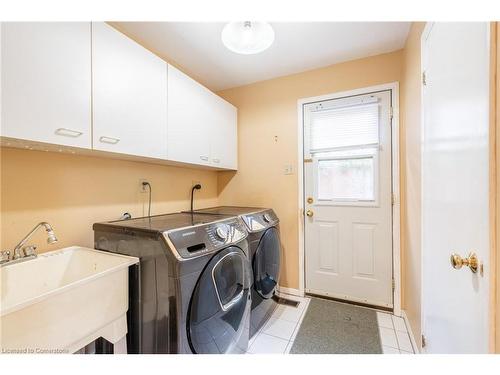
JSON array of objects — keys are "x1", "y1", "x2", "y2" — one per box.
[{"x1": 0, "y1": 246, "x2": 138, "y2": 353}]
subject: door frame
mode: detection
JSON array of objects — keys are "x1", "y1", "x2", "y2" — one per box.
[
  {"x1": 420, "y1": 21, "x2": 431, "y2": 353},
  {"x1": 297, "y1": 82, "x2": 401, "y2": 315},
  {"x1": 420, "y1": 22, "x2": 496, "y2": 353}
]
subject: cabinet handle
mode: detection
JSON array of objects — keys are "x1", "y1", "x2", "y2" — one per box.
[
  {"x1": 200, "y1": 155, "x2": 209, "y2": 161},
  {"x1": 55, "y1": 128, "x2": 83, "y2": 138},
  {"x1": 212, "y1": 158, "x2": 220, "y2": 164},
  {"x1": 99, "y1": 136, "x2": 120, "y2": 145}
]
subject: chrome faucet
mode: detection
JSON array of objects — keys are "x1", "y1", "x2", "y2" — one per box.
[{"x1": 0, "y1": 222, "x2": 58, "y2": 266}]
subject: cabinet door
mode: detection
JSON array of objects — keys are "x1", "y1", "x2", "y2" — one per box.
[
  {"x1": 92, "y1": 23, "x2": 167, "y2": 159},
  {"x1": 167, "y1": 64, "x2": 211, "y2": 166},
  {"x1": 209, "y1": 94, "x2": 237, "y2": 170},
  {"x1": 1, "y1": 22, "x2": 92, "y2": 148}
]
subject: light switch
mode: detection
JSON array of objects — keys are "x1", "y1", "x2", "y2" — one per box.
[{"x1": 284, "y1": 164, "x2": 294, "y2": 175}]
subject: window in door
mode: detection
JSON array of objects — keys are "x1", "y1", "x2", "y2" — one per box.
[
  {"x1": 317, "y1": 154, "x2": 376, "y2": 201},
  {"x1": 305, "y1": 96, "x2": 381, "y2": 206}
]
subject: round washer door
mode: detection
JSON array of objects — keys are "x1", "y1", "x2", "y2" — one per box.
[
  {"x1": 188, "y1": 246, "x2": 251, "y2": 354},
  {"x1": 253, "y1": 227, "x2": 281, "y2": 299}
]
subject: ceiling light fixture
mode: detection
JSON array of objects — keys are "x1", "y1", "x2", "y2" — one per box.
[{"x1": 221, "y1": 21, "x2": 275, "y2": 55}]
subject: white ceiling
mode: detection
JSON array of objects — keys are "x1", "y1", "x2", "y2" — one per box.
[{"x1": 112, "y1": 22, "x2": 411, "y2": 92}]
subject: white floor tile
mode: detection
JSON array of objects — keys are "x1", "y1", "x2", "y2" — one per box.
[
  {"x1": 396, "y1": 330, "x2": 414, "y2": 353},
  {"x1": 262, "y1": 317, "x2": 298, "y2": 340},
  {"x1": 272, "y1": 305, "x2": 305, "y2": 323},
  {"x1": 379, "y1": 326, "x2": 398, "y2": 348},
  {"x1": 392, "y1": 315, "x2": 407, "y2": 332},
  {"x1": 284, "y1": 340, "x2": 294, "y2": 354},
  {"x1": 376, "y1": 312, "x2": 394, "y2": 329},
  {"x1": 290, "y1": 325, "x2": 300, "y2": 342},
  {"x1": 289, "y1": 300, "x2": 310, "y2": 341},
  {"x1": 382, "y1": 346, "x2": 401, "y2": 354},
  {"x1": 248, "y1": 333, "x2": 289, "y2": 354},
  {"x1": 249, "y1": 332, "x2": 258, "y2": 347}
]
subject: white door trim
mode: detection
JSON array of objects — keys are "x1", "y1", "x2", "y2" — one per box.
[
  {"x1": 420, "y1": 21, "x2": 432, "y2": 352},
  {"x1": 297, "y1": 82, "x2": 401, "y2": 315}
]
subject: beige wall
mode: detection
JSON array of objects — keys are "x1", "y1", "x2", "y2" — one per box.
[
  {"x1": 2, "y1": 22, "x2": 497, "y2": 352},
  {"x1": 217, "y1": 50, "x2": 404, "y2": 289},
  {"x1": 495, "y1": 22, "x2": 500, "y2": 354},
  {"x1": 0, "y1": 148, "x2": 219, "y2": 252},
  {"x1": 400, "y1": 22, "x2": 425, "y2": 349}
]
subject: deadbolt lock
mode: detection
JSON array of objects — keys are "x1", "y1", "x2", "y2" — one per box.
[
  {"x1": 450, "y1": 252, "x2": 479, "y2": 273},
  {"x1": 307, "y1": 197, "x2": 313, "y2": 204}
]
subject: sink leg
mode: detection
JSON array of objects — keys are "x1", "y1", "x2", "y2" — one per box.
[{"x1": 113, "y1": 335, "x2": 127, "y2": 354}]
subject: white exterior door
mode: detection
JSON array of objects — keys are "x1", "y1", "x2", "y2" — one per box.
[
  {"x1": 422, "y1": 23, "x2": 490, "y2": 353},
  {"x1": 304, "y1": 89, "x2": 394, "y2": 308}
]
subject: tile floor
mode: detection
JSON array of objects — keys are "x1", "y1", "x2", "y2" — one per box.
[
  {"x1": 247, "y1": 294, "x2": 416, "y2": 354},
  {"x1": 376, "y1": 311, "x2": 415, "y2": 354},
  {"x1": 247, "y1": 294, "x2": 311, "y2": 354}
]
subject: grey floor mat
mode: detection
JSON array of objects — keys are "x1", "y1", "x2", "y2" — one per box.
[{"x1": 290, "y1": 297, "x2": 382, "y2": 354}]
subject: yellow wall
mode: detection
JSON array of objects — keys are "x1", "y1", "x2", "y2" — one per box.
[
  {"x1": 400, "y1": 22, "x2": 426, "y2": 349},
  {"x1": 217, "y1": 50, "x2": 404, "y2": 289},
  {"x1": 2, "y1": 22, "x2": 497, "y2": 352},
  {"x1": 495, "y1": 22, "x2": 500, "y2": 354},
  {"x1": 0, "y1": 27, "x2": 426, "y2": 349},
  {"x1": 0, "y1": 148, "x2": 219, "y2": 252}
]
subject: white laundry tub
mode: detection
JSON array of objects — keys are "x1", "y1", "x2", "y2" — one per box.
[{"x1": 0, "y1": 246, "x2": 138, "y2": 353}]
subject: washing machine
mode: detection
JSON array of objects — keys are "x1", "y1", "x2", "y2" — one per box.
[
  {"x1": 93, "y1": 212, "x2": 252, "y2": 354},
  {"x1": 189, "y1": 206, "x2": 281, "y2": 337}
]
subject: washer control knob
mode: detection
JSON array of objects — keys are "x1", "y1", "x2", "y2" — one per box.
[
  {"x1": 215, "y1": 224, "x2": 230, "y2": 241},
  {"x1": 263, "y1": 213, "x2": 272, "y2": 223}
]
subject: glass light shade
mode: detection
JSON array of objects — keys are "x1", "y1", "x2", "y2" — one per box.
[{"x1": 221, "y1": 21, "x2": 275, "y2": 55}]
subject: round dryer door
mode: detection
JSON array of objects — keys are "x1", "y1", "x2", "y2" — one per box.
[
  {"x1": 253, "y1": 227, "x2": 281, "y2": 299},
  {"x1": 188, "y1": 246, "x2": 251, "y2": 354}
]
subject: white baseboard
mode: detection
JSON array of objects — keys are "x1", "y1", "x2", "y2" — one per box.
[
  {"x1": 401, "y1": 310, "x2": 420, "y2": 354},
  {"x1": 277, "y1": 286, "x2": 304, "y2": 297}
]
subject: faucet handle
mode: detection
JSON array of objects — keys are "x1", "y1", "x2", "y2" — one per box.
[
  {"x1": 0, "y1": 250, "x2": 11, "y2": 263},
  {"x1": 23, "y1": 245, "x2": 38, "y2": 257},
  {"x1": 13, "y1": 247, "x2": 24, "y2": 259}
]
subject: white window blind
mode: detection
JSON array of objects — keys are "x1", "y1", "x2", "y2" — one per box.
[{"x1": 308, "y1": 102, "x2": 379, "y2": 153}]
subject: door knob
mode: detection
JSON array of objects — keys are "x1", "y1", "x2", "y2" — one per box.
[
  {"x1": 450, "y1": 252, "x2": 479, "y2": 273},
  {"x1": 306, "y1": 210, "x2": 314, "y2": 217}
]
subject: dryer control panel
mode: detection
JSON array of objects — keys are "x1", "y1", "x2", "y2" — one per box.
[
  {"x1": 241, "y1": 209, "x2": 279, "y2": 233},
  {"x1": 165, "y1": 218, "x2": 248, "y2": 259}
]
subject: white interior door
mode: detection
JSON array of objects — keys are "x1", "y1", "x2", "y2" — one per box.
[
  {"x1": 304, "y1": 90, "x2": 394, "y2": 308},
  {"x1": 422, "y1": 22, "x2": 490, "y2": 353}
]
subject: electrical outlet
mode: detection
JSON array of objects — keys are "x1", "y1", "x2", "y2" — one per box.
[
  {"x1": 192, "y1": 180, "x2": 201, "y2": 187},
  {"x1": 139, "y1": 179, "x2": 150, "y2": 193}
]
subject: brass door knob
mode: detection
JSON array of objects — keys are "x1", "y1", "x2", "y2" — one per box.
[
  {"x1": 306, "y1": 210, "x2": 314, "y2": 217},
  {"x1": 450, "y1": 252, "x2": 478, "y2": 273}
]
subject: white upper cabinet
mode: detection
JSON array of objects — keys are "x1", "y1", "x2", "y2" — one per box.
[
  {"x1": 167, "y1": 64, "x2": 211, "y2": 166},
  {"x1": 92, "y1": 23, "x2": 168, "y2": 159},
  {"x1": 209, "y1": 94, "x2": 238, "y2": 170},
  {"x1": 1, "y1": 22, "x2": 92, "y2": 148},
  {"x1": 167, "y1": 64, "x2": 237, "y2": 169},
  {"x1": 1, "y1": 22, "x2": 236, "y2": 170}
]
